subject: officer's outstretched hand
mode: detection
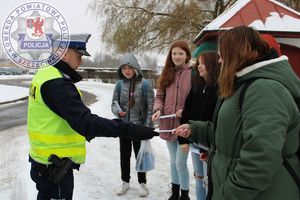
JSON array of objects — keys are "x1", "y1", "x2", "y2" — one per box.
[{"x1": 128, "y1": 123, "x2": 159, "y2": 140}]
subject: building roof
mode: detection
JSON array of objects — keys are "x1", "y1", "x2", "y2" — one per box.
[{"x1": 194, "y1": 0, "x2": 300, "y2": 44}]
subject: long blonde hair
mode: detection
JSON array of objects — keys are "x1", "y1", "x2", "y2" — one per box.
[{"x1": 218, "y1": 26, "x2": 270, "y2": 98}]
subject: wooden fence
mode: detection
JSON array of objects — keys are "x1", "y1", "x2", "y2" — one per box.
[{"x1": 77, "y1": 68, "x2": 159, "y2": 87}]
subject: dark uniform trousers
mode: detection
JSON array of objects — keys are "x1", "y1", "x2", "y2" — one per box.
[
  {"x1": 119, "y1": 137, "x2": 146, "y2": 184},
  {"x1": 30, "y1": 159, "x2": 74, "y2": 200}
]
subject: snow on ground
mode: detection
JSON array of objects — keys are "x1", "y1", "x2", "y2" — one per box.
[
  {"x1": 0, "y1": 85, "x2": 28, "y2": 103},
  {"x1": 0, "y1": 79, "x2": 197, "y2": 200},
  {"x1": 0, "y1": 74, "x2": 34, "y2": 80}
]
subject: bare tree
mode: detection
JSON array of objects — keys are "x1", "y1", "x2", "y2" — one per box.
[
  {"x1": 278, "y1": 0, "x2": 300, "y2": 11},
  {"x1": 213, "y1": 0, "x2": 237, "y2": 17},
  {"x1": 88, "y1": 0, "x2": 236, "y2": 53},
  {"x1": 140, "y1": 54, "x2": 157, "y2": 71},
  {"x1": 296, "y1": 0, "x2": 300, "y2": 11},
  {"x1": 89, "y1": 0, "x2": 299, "y2": 53},
  {"x1": 81, "y1": 58, "x2": 95, "y2": 67}
]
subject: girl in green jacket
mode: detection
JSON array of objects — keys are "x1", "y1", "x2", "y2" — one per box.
[{"x1": 174, "y1": 26, "x2": 300, "y2": 200}]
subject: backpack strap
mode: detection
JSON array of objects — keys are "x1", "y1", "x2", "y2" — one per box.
[
  {"x1": 283, "y1": 158, "x2": 300, "y2": 190},
  {"x1": 238, "y1": 78, "x2": 260, "y2": 110},
  {"x1": 116, "y1": 80, "x2": 122, "y2": 96},
  {"x1": 115, "y1": 80, "x2": 123, "y2": 109},
  {"x1": 139, "y1": 79, "x2": 150, "y2": 125},
  {"x1": 142, "y1": 79, "x2": 149, "y2": 101}
]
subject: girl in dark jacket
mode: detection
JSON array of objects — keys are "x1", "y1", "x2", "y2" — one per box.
[{"x1": 179, "y1": 45, "x2": 220, "y2": 200}]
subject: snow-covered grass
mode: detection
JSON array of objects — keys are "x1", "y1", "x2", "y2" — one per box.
[
  {"x1": 0, "y1": 85, "x2": 28, "y2": 103},
  {"x1": 0, "y1": 78, "x2": 196, "y2": 200}
]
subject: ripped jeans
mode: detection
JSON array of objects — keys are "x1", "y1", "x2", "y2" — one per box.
[{"x1": 191, "y1": 144, "x2": 207, "y2": 200}]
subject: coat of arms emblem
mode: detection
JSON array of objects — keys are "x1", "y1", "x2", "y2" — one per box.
[
  {"x1": 1, "y1": 2, "x2": 69, "y2": 69},
  {"x1": 26, "y1": 16, "x2": 45, "y2": 39}
]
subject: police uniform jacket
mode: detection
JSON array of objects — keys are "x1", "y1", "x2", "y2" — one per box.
[{"x1": 37, "y1": 60, "x2": 136, "y2": 141}]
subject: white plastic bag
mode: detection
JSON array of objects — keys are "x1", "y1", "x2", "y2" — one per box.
[{"x1": 136, "y1": 140, "x2": 155, "y2": 172}]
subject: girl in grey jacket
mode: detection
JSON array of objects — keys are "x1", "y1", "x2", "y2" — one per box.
[{"x1": 111, "y1": 53, "x2": 154, "y2": 197}]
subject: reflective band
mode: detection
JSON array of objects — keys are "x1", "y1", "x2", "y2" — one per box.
[
  {"x1": 31, "y1": 146, "x2": 86, "y2": 159},
  {"x1": 29, "y1": 132, "x2": 85, "y2": 144}
]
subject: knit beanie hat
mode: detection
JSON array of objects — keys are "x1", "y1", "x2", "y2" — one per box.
[
  {"x1": 261, "y1": 34, "x2": 282, "y2": 56},
  {"x1": 192, "y1": 40, "x2": 218, "y2": 58}
]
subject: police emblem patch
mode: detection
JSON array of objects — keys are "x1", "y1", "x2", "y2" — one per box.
[{"x1": 1, "y1": 2, "x2": 70, "y2": 69}]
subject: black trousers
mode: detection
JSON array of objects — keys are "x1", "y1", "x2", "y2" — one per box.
[
  {"x1": 119, "y1": 137, "x2": 146, "y2": 183},
  {"x1": 30, "y1": 159, "x2": 74, "y2": 200}
]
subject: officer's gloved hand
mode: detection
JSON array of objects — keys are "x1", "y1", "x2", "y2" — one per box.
[{"x1": 127, "y1": 123, "x2": 159, "y2": 140}]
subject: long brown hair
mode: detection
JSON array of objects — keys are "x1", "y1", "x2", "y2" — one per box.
[
  {"x1": 218, "y1": 26, "x2": 270, "y2": 98},
  {"x1": 157, "y1": 40, "x2": 191, "y2": 89},
  {"x1": 195, "y1": 52, "x2": 220, "y2": 86}
]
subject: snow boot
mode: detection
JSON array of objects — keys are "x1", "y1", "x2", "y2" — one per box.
[
  {"x1": 180, "y1": 189, "x2": 190, "y2": 200},
  {"x1": 168, "y1": 183, "x2": 180, "y2": 200}
]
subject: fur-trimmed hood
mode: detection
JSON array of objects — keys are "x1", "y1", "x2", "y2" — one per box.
[{"x1": 236, "y1": 55, "x2": 300, "y2": 101}]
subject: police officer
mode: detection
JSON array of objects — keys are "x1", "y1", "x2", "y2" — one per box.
[{"x1": 27, "y1": 34, "x2": 158, "y2": 200}]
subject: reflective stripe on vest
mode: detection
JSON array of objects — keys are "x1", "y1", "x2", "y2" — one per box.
[{"x1": 28, "y1": 66, "x2": 86, "y2": 164}]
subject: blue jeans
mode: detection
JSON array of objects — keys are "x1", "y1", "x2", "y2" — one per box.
[
  {"x1": 190, "y1": 144, "x2": 207, "y2": 200},
  {"x1": 166, "y1": 140, "x2": 189, "y2": 190}
]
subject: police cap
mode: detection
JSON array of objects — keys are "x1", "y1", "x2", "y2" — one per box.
[
  {"x1": 52, "y1": 33, "x2": 91, "y2": 56},
  {"x1": 68, "y1": 33, "x2": 91, "y2": 56}
]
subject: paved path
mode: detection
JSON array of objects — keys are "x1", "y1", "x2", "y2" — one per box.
[{"x1": 0, "y1": 78, "x2": 96, "y2": 131}]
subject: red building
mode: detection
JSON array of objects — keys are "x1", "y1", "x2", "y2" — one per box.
[{"x1": 194, "y1": 0, "x2": 300, "y2": 78}]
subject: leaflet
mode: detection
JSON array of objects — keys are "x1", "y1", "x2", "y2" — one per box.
[
  {"x1": 113, "y1": 101, "x2": 123, "y2": 112},
  {"x1": 156, "y1": 129, "x2": 176, "y2": 133},
  {"x1": 159, "y1": 114, "x2": 176, "y2": 119},
  {"x1": 190, "y1": 144, "x2": 209, "y2": 152}
]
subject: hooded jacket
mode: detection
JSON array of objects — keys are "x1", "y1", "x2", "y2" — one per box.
[
  {"x1": 111, "y1": 53, "x2": 154, "y2": 127},
  {"x1": 188, "y1": 55, "x2": 300, "y2": 200}
]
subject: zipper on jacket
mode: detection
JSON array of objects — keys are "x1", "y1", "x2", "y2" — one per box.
[
  {"x1": 127, "y1": 80, "x2": 132, "y2": 121},
  {"x1": 206, "y1": 144, "x2": 215, "y2": 200},
  {"x1": 206, "y1": 98, "x2": 223, "y2": 199},
  {"x1": 58, "y1": 183, "x2": 61, "y2": 198}
]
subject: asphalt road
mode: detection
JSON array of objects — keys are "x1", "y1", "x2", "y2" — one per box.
[{"x1": 0, "y1": 78, "x2": 96, "y2": 131}]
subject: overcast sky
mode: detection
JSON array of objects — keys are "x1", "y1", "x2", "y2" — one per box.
[{"x1": 0, "y1": 0, "x2": 103, "y2": 58}]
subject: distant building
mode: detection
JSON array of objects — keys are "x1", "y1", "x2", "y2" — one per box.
[{"x1": 77, "y1": 67, "x2": 158, "y2": 86}]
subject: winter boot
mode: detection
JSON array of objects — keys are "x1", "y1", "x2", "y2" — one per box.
[
  {"x1": 168, "y1": 183, "x2": 180, "y2": 200},
  {"x1": 180, "y1": 189, "x2": 190, "y2": 200}
]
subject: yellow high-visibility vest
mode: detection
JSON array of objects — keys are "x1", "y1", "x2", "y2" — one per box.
[{"x1": 28, "y1": 66, "x2": 86, "y2": 164}]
